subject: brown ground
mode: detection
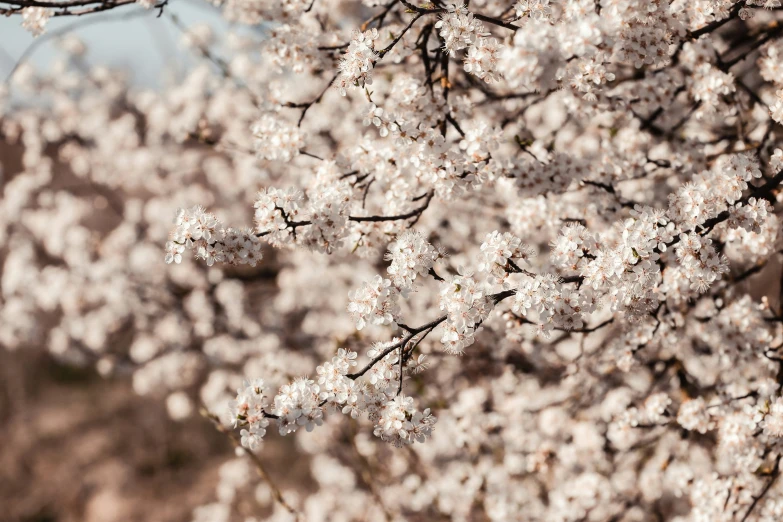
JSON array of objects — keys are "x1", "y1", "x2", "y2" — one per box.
[{"x1": 0, "y1": 349, "x2": 228, "y2": 522}]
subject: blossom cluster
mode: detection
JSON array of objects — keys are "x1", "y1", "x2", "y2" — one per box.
[
  {"x1": 439, "y1": 271, "x2": 493, "y2": 353},
  {"x1": 165, "y1": 205, "x2": 263, "y2": 267},
  {"x1": 250, "y1": 114, "x2": 306, "y2": 162},
  {"x1": 229, "y1": 379, "x2": 270, "y2": 450},
  {"x1": 435, "y1": 4, "x2": 487, "y2": 57},
  {"x1": 347, "y1": 275, "x2": 400, "y2": 330},
  {"x1": 385, "y1": 229, "x2": 442, "y2": 291},
  {"x1": 20, "y1": 6, "x2": 50, "y2": 37},
  {"x1": 337, "y1": 29, "x2": 380, "y2": 96}
]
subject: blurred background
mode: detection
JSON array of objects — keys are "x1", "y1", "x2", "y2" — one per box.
[{"x1": 0, "y1": 6, "x2": 276, "y2": 522}]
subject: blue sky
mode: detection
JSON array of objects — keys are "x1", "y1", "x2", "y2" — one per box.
[{"x1": 0, "y1": 0, "x2": 243, "y2": 87}]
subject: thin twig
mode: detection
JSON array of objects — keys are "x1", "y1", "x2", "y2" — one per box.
[
  {"x1": 201, "y1": 408, "x2": 301, "y2": 520},
  {"x1": 740, "y1": 454, "x2": 781, "y2": 522}
]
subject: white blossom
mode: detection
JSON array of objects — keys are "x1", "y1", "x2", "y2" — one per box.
[{"x1": 21, "y1": 7, "x2": 50, "y2": 37}]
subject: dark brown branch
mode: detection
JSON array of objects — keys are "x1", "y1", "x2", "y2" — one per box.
[
  {"x1": 284, "y1": 72, "x2": 339, "y2": 126},
  {"x1": 582, "y1": 179, "x2": 636, "y2": 208},
  {"x1": 347, "y1": 315, "x2": 447, "y2": 379},
  {"x1": 349, "y1": 191, "x2": 434, "y2": 223},
  {"x1": 377, "y1": 12, "x2": 424, "y2": 58},
  {"x1": 398, "y1": 0, "x2": 518, "y2": 32},
  {"x1": 740, "y1": 454, "x2": 781, "y2": 522},
  {"x1": 509, "y1": 312, "x2": 614, "y2": 334},
  {"x1": 723, "y1": 26, "x2": 783, "y2": 69},
  {"x1": 428, "y1": 267, "x2": 445, "y2": 281},
  {"x1": 349, "y1": 289, "x2": 517, "y2": 379},
  {"x1": 690, "y1": 1, "x2": 745, "y2": 39}
]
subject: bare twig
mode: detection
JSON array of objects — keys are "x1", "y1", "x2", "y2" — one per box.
[{"x1": 201, "y1": 408, "x2": 301, "y2": 520}]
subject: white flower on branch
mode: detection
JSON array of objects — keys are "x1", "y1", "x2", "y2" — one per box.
[
  {"x1": 385, "y1": 230, "x2": 442, "y2": 292},
  {"x1": 348, "y1": 275, "x2": 401, "y2": 330},
  {"x1": 464, "y1": 38, "x2": 503, "y2": 82},
  {"x1": 337, "y1": 29, "x2": 380, "y2": 96},
  {"x1": 21, "y1": 7, "x2": 50, "y2": 37},
  {"x1": 435, "y1": 4, "x2": 487, "y2": 57}
]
